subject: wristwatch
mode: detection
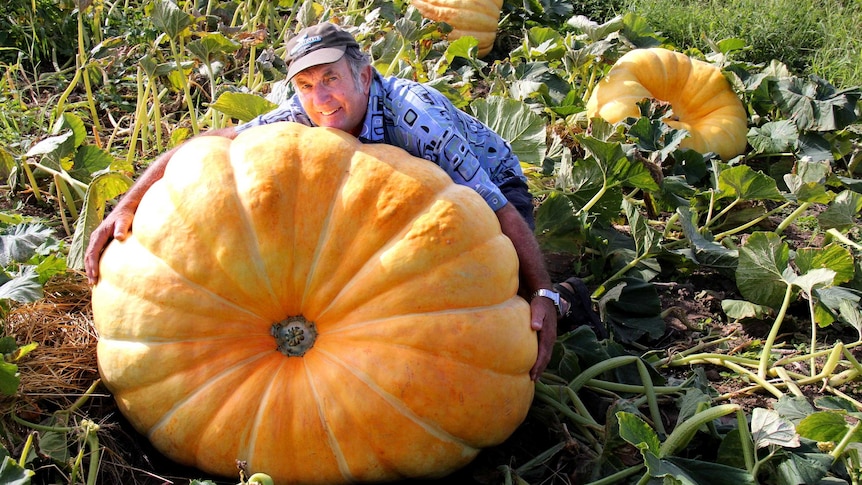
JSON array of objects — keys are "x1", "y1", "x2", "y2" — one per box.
[{"x1": 532, "y1": 288, "x2": 563, "y2": 316}]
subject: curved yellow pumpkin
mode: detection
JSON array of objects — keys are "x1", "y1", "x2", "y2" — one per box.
[
  {"x1": 586, "y1": 48, "x2": 748, "y2": 160},
  {"x1": 411, "y1": 0, "x2": 503, "y2": 57},
  {"x1": 91, "y1": 122, "x2": 536, "y2": 484}
]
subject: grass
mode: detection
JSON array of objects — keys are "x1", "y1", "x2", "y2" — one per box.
[{"x1": 620, "y1": 0, "x2": 862, "y2": 88}]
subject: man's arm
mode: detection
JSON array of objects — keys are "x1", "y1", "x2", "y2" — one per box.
[
  {"x1": 84, "y1": 127, "x2": 239, "y2": 284},
  {"x1": 495, "y1": 203, "x2": 557, "y2": 381}
]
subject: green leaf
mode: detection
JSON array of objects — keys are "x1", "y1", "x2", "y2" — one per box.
[
  {"x1": 52, "y1": 112, "x2": 87, "y2": 149},
  {"x1": 152, "y1": 0, "x2": 194, "y2": 39},
  {"x1": 797, "y1": 411, "x2": 861, "y2": 443},
  {"x1": 601, "y1": 278, "x2": 665, "y2": 343},
  {"x1": 38, "y1": 430, "x2": 70, "y2": 464},
  {"x1": 718, "y1": 165, "x2": 784, "y2": 201},
  {"x1": 24, "y1": 131, "x2": 76, "y2": 163},
  {"x1": 774, "y1": 445, "x2": 832, "y2": 485},
  {"x1": 576, "y1": 135, "x2": 661, "y2": 192},
  {"x1": 674, "y1": 206, "x2": 739, "y2": 270},
  {"x1": 737, "y1": 232, "x2": 790, "y2": 308},
  {"x1": 67, "y1": 172, "x2": 134, "y2": 271},
  {"x1": 838, "y1": 299, "x2": 862, "y2": 339},
  {"x1": 469, "y1": 96, "x2": 547, "y2": 165},
  {"x1": 71, "y1": 145, "x2": 115, "y2": 182},
  {"x1": 658, "y1": 456, "x2": 757, "y2": 485},
  {"x1": 0, "y1": 454, "x2": 34, "y2": 484},
  {"x1": 617, "y1": 411, "x2": 661, "y2": 454},
  {"x1": 187, "y1": 32, "x2": 240, "y2": 63},
  {"x1": 0, "y1": 361, "x2": 20, "y2": 396},
  {"x1": 746, "y1": 120, "x2": 798, "y2": 155},
  {"x1": 0, "y1": 267, "x2": 43, "y2": 304},
  {"x1": 770, "y1": 76, "x2": 860, "y2": 132},
  {"x1": 0, "y1": 224, "x2": 55, "y2": 267},
  {"x1": 721, "y1": 299, "x2": 774, "y2": 320},
  {"x1": 623, "y1": 199, "x2": 661, "y2": 257},
  {"x1": 751, "y1": 408, "x2": 801, "y2": 449},
  {"x1": 818, "y1": 190, "x2": 862, "y2": 230},
  {"x1": 795, "y1": 244, "x2": 854, "y2": 286},
  {"x1": 211, "y1": 92, "x2": 279, "y2": 123}
]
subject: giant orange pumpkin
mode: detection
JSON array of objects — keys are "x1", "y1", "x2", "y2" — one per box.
[
  {"x1": 91, "y1": 122, "x2": 536, "y2": 484},
  {"x1": 411, "y1": 0, "x2": 503, "y2": 57},
  {"x1": 586, "y1": 48, "x2": 748, "y2": 160}
]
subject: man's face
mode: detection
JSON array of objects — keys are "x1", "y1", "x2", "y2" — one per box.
[{"x1": 291, "y1": 57, "x2": 372, "y2": 136}]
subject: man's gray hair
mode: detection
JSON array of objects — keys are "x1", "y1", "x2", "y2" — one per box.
[{"x1": 344, "y1": 45, "x2": 371, "y2": 89}]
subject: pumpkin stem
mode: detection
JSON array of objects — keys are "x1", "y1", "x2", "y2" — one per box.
[{"x1": 271, "y1": 316, "x2": 317, "y2": 356}]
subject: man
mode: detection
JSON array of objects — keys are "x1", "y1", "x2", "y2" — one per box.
[{"x1": 85, "y1": 22, "x2": 575, "y2": 380}]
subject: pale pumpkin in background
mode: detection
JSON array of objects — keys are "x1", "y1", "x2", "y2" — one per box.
[
  {"x1": 91, "y1": 122, "x2": 536, "y2": 485},
  {"x1": 587, "y1": 47, "x2": 749, "y2": 160},
  {"x1": 411, "y1": 0, "x2": 503, "y2": 57}
]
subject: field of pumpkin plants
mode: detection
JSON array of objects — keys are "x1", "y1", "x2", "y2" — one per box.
[{"x1": 2, "y1": 0, "x2": 862, "y2": 483}]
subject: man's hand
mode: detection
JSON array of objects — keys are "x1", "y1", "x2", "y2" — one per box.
[
  {"x1": 529, "y1": 295, "x2": 558, "y2": 380},
  {"x1": 84, "y1": 205, "x2": 136, "y2": 285},
  {"x1": 83, "y1": 127, "x2": 240, "y2": 286}
]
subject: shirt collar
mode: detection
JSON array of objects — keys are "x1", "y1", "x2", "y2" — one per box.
[{"x1": 356, "y1": 72, "x2": 385, "y2": 143}]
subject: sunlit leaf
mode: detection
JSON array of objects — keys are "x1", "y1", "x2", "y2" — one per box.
[
  {"x1": 0, "y1": 224, "x2": 54, "y2": 267},
  {"x1": 24, "y1": 131, "x2": 75, "y2": 162},
  {"x1": 737, "y1": 232, "x2": 790, "y2": 308},
  {"x1": 469, "y1": 96, "x2": 546, "y2": 164},
  {"x1": 721, "y1": 299, "x2": 774, "y2": 320},
  {"x1": 211, "y1": 92, "x2": 279, "y2": 123},
  {"x1": 71, "y1": 145, "x2": 115, "y2": 182},
  {"x1": 67, "y1": 172, "x2": 134, "y2": 271},
  {"x1": 187, "y1": 32, "x2": 240, "y2": 63},
  {"x1": 747, "y1": 120, "x2": 797, "y2": 155},
  {"x1": 770, "y1": 76, "x2": 861, "y2": 132},
  {"x1": 798, "y1": 411, "x2": 862, "y2": 443},
  {"x1": 751, "y1": 408, "x2": 800, "y2": 449},
  {"x1": 818, "y1": 190, "x2": 862, "y2": 230},
  {"x1": 795, "y1": 244, "x2": 854, "y2": 285},
  {"x1": 0, "y1": 266, "x2": 43, "y2": 303},
  {"x1": 52, "y1": 112, "x2": 87, "y2": 148},
  {"x1": 617, "y1": 411, "x2": 661, "y2": 454},
  {"x1": 718, "y1": 165, "x2": 784, "y2": 201},
  {"x1": 152, "y1": 0, "x2": 194, "y2": 39}
]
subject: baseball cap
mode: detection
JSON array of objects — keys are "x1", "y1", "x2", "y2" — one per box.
[{"x1": 284, "y1": 22, "x2": 360, "y2": 81}]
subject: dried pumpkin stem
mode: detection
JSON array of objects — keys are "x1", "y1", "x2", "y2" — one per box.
[{"x1": 271, "y1": 316, "x2": 318, "y2": 356}]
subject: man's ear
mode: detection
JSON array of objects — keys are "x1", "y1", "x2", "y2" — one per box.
[{"x1": 361, "y1": 65, "x2": 373, "y2": 94}]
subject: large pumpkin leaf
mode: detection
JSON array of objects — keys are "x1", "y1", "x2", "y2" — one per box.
[
  {"x1": 0, "y1": 266, "x2": 43, "y2": 304},
  {"x1": 617, "y1": 411, "x2": 661, "y2": 454},
  {"x1": 0, "y1": 224, "x2": 54, "y2": 267},
  {"x1": 751, "y1": 408, "x2": 801, "y2": 449},
  {"x1": 795, "y1": 244, "x2": 855, "y2": 286},
  {"x1": 0, "y1": 453, "x2": 33, "y2": 484},
  {"x1": 651, "y1": 456, "x2": 757, "y2": 485},
  {"x1": 673, "y1": 206, "x2": 739, "y2": 270},
  {"x1": 770, "y1": 76, "x2": 861, "y2": 132},
  {"x1": 797, "y1": 411, "x2": 862, "y2": 443},
  {"x1": 469, "y1": 96, "x2": 547, "y2": 164},
  {"x1": 718, "y1": 165, "x2": 784, "y2": 202},
  {"x1": 211, "y1": 92, "x2": 279, "y2": 123},
  {"x1": 736, "y1": 232, "x2": 790, "y2": 308},
  {"x1": 818, "y1": 190, "x2": 862, "y2": 230},
  {"x1": 187, "y1": 32, "x2": 240, "y2": 64},
  {"x1": 151, "y1": 0, "x2": 194, "y2": 39},
  {"x1": 747, "y1": 120, "x2": 798, "y2": 155},
  {"x1": 67, "y1": 171, "x2": 134, "y2": 271}
]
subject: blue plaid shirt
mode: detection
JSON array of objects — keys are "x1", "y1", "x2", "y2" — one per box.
[{"x1": 236, "y1": 72, "x2": 525, "y2": 212}]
